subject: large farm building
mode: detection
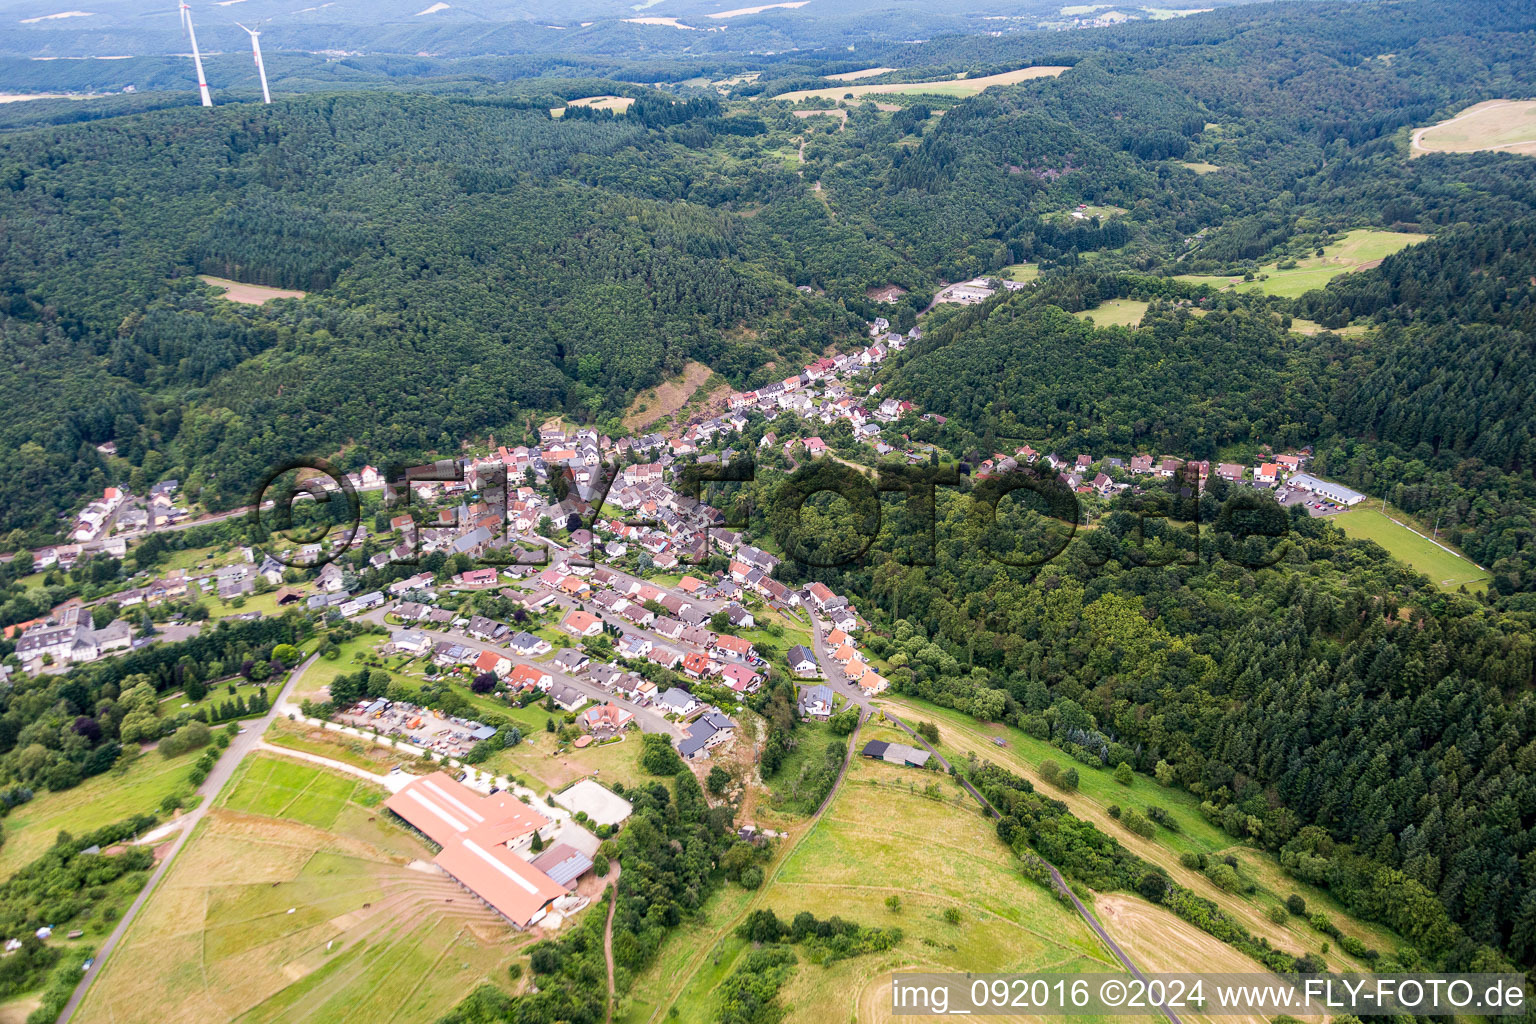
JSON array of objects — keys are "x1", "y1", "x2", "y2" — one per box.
[{"x1": 384, "y1": 772, "x2": 573, "y2": 929}]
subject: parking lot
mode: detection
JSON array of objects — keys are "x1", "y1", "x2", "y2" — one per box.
[{"x1": 1277, "y1": 487, "x2": 1347, "y2": 517}]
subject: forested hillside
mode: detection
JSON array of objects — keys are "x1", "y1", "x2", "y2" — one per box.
[{"x1": 0, "y1": 91, "x2": 872, "y2": 538}]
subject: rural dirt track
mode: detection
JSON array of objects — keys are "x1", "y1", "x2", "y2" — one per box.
[
  {"x1": 884, "y1": 714, "x2": 1184, "y2": 1024},
  {"x1": 642, "y1": 711, "x2": 864, "y2": 1024},
  {"x1": 604, "y1": 868, "x2": 621, "y2": 1024},
  {"x1": 55, "y1": 655, "x2": 318, "y2": 1024}
]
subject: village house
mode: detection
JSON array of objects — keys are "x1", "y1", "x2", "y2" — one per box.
[
  {"x1": 509, "y1": 663, "x2": 552, "y2": 691},
  {"x1": 579, "y1": 702, "x2": 634, "y2": 735},
  {"x1": 786, "y1": 645, "x2": 819, "y2": 677},
  {"x1": 560, "y1": 610, "x2": 602, "y2": 637},
  {"x1": 799, "y1": 684, "x2": 835, "y2": 719},
  {"x1": 474, "y1": 649, "x2": 512, "y2": 678}
]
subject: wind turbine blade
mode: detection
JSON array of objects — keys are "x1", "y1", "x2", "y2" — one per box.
[{"x1": 181, "y1": 3, "x2": 213, "y2": 107}]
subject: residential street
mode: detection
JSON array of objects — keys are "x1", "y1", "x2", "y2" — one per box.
[{"x1": 360, "y1": 606, "x2": 683, "y2": 737}]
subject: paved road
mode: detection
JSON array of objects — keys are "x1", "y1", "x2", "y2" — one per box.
[{"x1": 55, "y1": 655, "x2": 319, "y2": 1024}]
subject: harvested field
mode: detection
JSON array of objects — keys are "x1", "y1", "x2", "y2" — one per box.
[
  {"x1": 1412, "y1": 99, "x2": 1536, "y2": 157},
  {"x1": 552, "y1": 94, "x2": 635, "y2": 117},
  {"x1": 706, "y1": 0, "x2": 809, "y2": 16},
  {"x1": 792, "y1": 107, "x2": 846, "y2": 122},
  {"x1": 1095, "y1": 895, "x2": 1295, "y2": 1024},
  {"x1": 199, "y1": 275, "x2": 306, "y2": 305},
  {"x1": 767, "y1": 66, "x2": 1069, "y2": 103},
  {"x1": 826, "y1": 66, "x2": 896, "y2": 81}
]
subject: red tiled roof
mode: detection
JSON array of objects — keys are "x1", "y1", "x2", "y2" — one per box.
[{"x1": 433, "y1": 834, "x2": 568, "y2": 927}]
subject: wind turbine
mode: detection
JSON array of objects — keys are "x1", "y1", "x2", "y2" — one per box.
[
  {"x1": 179, "y1": 1, "x2": 213, "y2": 106},
  {"x1": 236, "y1": 21, "x2": 271, "y2": 104}
]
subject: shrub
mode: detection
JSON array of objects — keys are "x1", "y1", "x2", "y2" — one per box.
[
  {"x1": 1268, "y1": 905, "x2": 1289, "y2": 924},
  {"x1": 158, "y1": 721, "x2": 212, "y2": 759},
  {"x1": 1120, "y1": 809, "x2": 1156, "y2": 839},
  {"x1": 1113, "y1": 762, "x2": 1134, "y2": 785},
  {"x1": 942, "y1": 907, "x2": 961, "y2": 925},
  {"x1": 639, "y1": 733, "x2": 686, "y2": 776},
  {"x1": 1205, "y1": 863, "x2": 1241, "y2": 892},
  {"x1": 1286, "y1": 894, "x2": 1307, "y2": 916}
]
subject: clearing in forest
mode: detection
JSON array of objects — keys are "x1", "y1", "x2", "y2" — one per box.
[
  {"x1": 1176, "y1": 229, "x2": 1428, "y2": 298},
  {"x1": 767, "y1": 66, "x2": 1069, "y2": 103},
  {"x1": 0, "y1": 749, "x2": 186, "y2": 879},
  {"x1": 551, "y1": 95, "x2": 636, "y2": 117},
  {"x1": 1411, "y1": 99, "x2": 1536, "y2": 158},
  {"x1": 199, "y1": 275, "x2": 306, "y2": 305},
  {"x1": 1075, "y1": 298, "x2": 1148, "y2": 327},
  {"x1": 623, "y1": 360, "x2": 714, "y2": 432},
  {"x1": 74, "y1": 754, "x2": 525, "y2": 1024}
]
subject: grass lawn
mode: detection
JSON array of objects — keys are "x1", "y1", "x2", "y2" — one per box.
[
  {"x1": 161, "y1": 680, "x2": 273, "y2": 716},
  {"x1": 1333, "y1": 507, "x2": 1490, "y2": 591},
  {"x1": 489, "y1": 722, "x2": 647, "y2": 793},
  {"x1": 1075, "y1": 298, "x2": 1149, "y2": 328},
  {"x1": 0, "y1": 749, "x2": 186, "y2": 879},
  {"x1": 997, "y1": 262, "x2": 1039, "y2": 282},
  {"x1": 200, "y1": 587, "x2": 292, "y2": 620},
  {"x1": 880, "y1": 697, "x2": 1406, "y2": 971},
  {"x1": 1289, "y1": 318, "x2": 1371, "y2": 336},
  {"x1": 290, "y1": 636, "x2": 387, "y2": 702},
  {"x1": 75, "y1": 753, "x2": 527, "y2": 1024},
  {"x1": 1177, "y1": 229, "x2": 1428, "y2": 298}
]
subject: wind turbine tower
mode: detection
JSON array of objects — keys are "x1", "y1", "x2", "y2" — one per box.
[
  {"x1": 237, "y1": 22, "x2": 271, "y2": 104},
  {"x1": 180, "y1": 1, "x2": 213, "y2": 106}
]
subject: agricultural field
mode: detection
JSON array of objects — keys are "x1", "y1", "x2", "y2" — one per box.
[
  {"x1": 198, "y1": 275, "x2": 306, "y2": 305},
  {"x1": 880, "y1": 698, "x2": 1407, "y2": 973},
  {"x1": 74, "y1": 754, "x2": 526, "y2": 1024},
  {"x1": 767, "y1": 66, "x2": 1070, "y2": 103},
  {"x1": 825, "y1": 66, "x2": 896, "y2": 81},
  {"x1": 1180, "y1": 160, "x2": 1221, "y2": 173},
  {"x1": 1333, "y1": 507, "x2": 1490, "y2": 591},
  {"x1": 1074, "y1": 298, "x2": 1149, "y2": 327},
  {"x1": 624, "y1": 722, "x2": 1141, "y2": 1024},
  {"x1": 0, "y1": 748, "x2": 187, "y2": 878},
  {"x1": 1177, "y1": 229, "x2": 1428, "y2": 298},
  {"x1": 1412, "y1": 99, "x2": 1536, "y2": 157}
]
